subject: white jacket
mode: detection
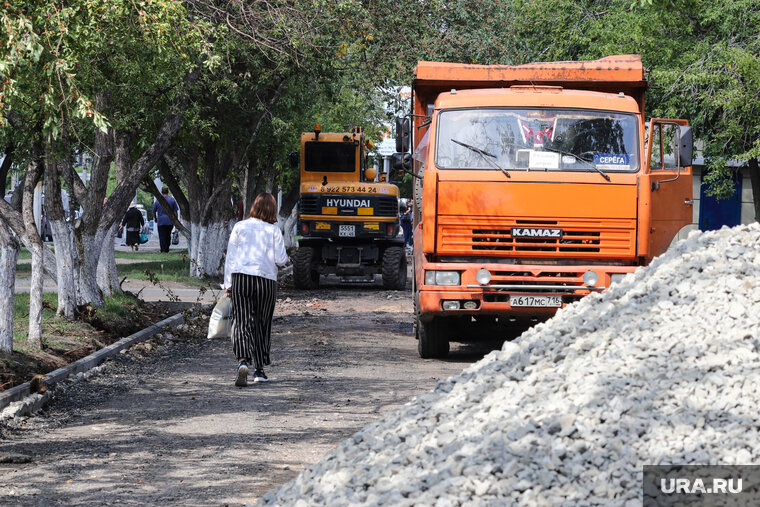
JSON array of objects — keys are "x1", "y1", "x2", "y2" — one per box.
[{"x1": 224, "y1": 218, "x2": 289, "y2": 288}]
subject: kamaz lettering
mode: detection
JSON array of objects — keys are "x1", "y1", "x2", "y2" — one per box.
[
  {"x1": 326, "y1": 198, "x2": 370, "y2": 208},
  {"x1": 511, "y1": 228, "x2": 563, "y2": 238}
]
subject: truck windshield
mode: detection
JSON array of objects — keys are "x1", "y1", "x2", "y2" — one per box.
[
  {"x1": 305, "y1": 142, "x2": 356, "y2": 172},
  {"x1": 436, "y1": 108, "x2": 639, "y2": 172}
]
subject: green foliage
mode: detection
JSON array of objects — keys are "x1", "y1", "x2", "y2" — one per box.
[
  {"x1": 398, "y1": 172, "x2": 413, "y2": 199},
  {"x1": 460, "y1": 0, "x2": 760, "y2": 200},
  {"x1": 0, "y1": 0, "x2": 214, "y2": 139}
]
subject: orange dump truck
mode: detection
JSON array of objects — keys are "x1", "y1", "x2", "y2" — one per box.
[{"x1": 393, "y1": 55, "x2": 693, "y2": 358}]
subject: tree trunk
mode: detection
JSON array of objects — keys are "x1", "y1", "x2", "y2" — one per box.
[
  {"x1": 27, "y1": 242, "x2": 44, "y2": 347},
  {"x1": 188, "y1": 221, "x2": 201, "y2": 278},
  {"x1": 22, "y1": 136, "x2": 44, "y2": 348},
  {"x1": 77, "y1": 230, "x2": 107, "y2": 307},
  {"x1": 278, "y1": 185, "x2": 299, "y2": 248},
  {"x1": 279, "y1": 206, "x2": 298, "y2": 249},
  {"x1": 49, "y1": 219, "x2": 78, "y2": 318},
  {"x1": 45, "y1": 149, "x2": 79, "y2": 318},
  {"x1": 749, "y1": 158, "x2": 760, "y2": 222},
  {"x1": 0, "y1": 199, "x2": 58, "y2": 281},
  {"x1": 0, "y1": 221, "x2": 18, "y2": 354},
  {"x1": 97, "y1": 222, "x2": 121, "y2": 296},
  {"x1": 193, "y1": 223, "x2": 208, "y2": 277},
  {"x1": 193, "y1": 221, "x2": 228, "y2": 277}
]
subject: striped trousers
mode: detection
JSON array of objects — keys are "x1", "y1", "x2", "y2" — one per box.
[{"x1": 230, "y1": 273, "x2": 277, "y2": 369}]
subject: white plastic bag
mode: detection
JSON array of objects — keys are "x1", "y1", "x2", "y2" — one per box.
[{"x1": 207, "y1": 294, "x2": 232, "y2": 339}]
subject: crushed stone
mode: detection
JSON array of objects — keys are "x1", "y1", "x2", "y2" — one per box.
[{"x1": 260, "y1": 223, "x2": 760, "y2": 506}]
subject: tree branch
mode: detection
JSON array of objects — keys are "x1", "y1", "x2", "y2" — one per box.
[{"x1": 140, "y1": 177, "x2": 190, "y2": 235}]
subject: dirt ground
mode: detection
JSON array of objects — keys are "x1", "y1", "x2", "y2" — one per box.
[{"x1": 0, "y1": 275, "x2": 501, "y2": 506}]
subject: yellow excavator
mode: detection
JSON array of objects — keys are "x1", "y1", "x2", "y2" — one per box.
[{"x1": 293, "y1": 125, "x2": 406, "y2": 289}]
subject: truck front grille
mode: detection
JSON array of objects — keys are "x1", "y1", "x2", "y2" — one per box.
[
  {"x1": 439, "y1": 218, "x2": 636, "y2": 258},
  {"x1": 472, "y1": 229, "x2": 601, "y2": 252},
  {"x1": 299, "y1": 194, "x2": 398, "y2": 217}
]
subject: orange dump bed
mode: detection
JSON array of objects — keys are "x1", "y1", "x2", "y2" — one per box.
[
  {"x1": 412, "y1": 55, "x2": 647, "y2": 137},
  {"x1": 414, "y1": 55, "x2": 646, "y2": 88}
]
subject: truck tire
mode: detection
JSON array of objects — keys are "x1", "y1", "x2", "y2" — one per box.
[
  {"x1": 417, "y1": 315, "x2": 450, "y2": 359},
  {"x1": 293, "y1": 247, "x2": 319, "y2": 289},
  {"x1": 382, "y1": 246, "x2": 407, "y2": 290}
]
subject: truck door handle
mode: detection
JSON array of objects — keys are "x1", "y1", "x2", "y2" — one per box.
[{"x1": 684, "y1": 199, "x2": 694, "y2": 205}]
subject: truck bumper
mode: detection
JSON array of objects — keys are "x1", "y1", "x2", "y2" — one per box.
[{"x1": 417, "y1": 260, "x2": 637, "y2": 319}]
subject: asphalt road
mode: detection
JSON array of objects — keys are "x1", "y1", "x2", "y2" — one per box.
[{"x1": 0, "y1": 284, "x2": 499, "y2": 505}]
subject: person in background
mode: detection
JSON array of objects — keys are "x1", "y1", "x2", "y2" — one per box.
[
  {"x1": 41, "y1": 213, "x2": 53, "y2": 242},
  {"x1": 120, "y1": 203, "x2": 145, "y2": 252},
  {"x1": 400, "y1": 201, "x2": 413, "y2": 251},
  {"x1": 153, "y1": 186, "x2": 179, "y2": 253},
  {"x1": 224, "y1": 193, "x2": 289, "y2": 387}
]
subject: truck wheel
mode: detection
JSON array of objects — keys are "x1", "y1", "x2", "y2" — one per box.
[
  {"x1": 382, "y1": 246, "x2": 407, "y2": 290},
  {"x1": 293, "y1": 247, "x2": 319, "y2": 289},
  {"x1": 417, "y1": 315, "x2": 450, "y2": 359}
]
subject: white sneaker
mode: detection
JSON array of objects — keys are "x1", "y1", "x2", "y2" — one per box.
[{"x1": 253, "y1": 369, "x2": 269, "y2": 382}]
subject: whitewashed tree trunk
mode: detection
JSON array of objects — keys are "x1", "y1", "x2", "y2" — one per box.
[
  {"x1": 0, "y1": 223, "x2": 18, "y2": 353},
  {"x1": 72, "y1": 232, "x2": 84, "y2": 305},
  {"x1": 49, "y1": 219, "x2": 78, "y2": 318},
  {"x1": 97, "y1": 222, "x2": 121, "y2": 296},
  {"x1": 194, "y1": 225, "x2": 208, "y2": 277},
  {"x1": 279, "y1": 206, "x2": 298, "y2": 249},
  {"x1": 28, "y1": 241, "x2": 43, "y2": 348},
  {"x1": 188, "y1": 222, "x2": 200, "y2": 277},
  {"x1": 78, "y1": 231, "x2": 106, "y2": 307},
  {"x1": 198, "y1": 221, "x2": 227, "y2": 277}
]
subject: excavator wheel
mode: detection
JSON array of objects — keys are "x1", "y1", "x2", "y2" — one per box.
[
  {"x1": 293, "y1": 247, "x2": 319, "y2": 289},
  {"x1": 381, "y1": 246, "x2": 407, "y2": 290}
]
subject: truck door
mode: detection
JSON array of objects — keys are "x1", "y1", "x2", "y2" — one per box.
[{"x1": 644, "y1": 119, "x2": 694, "y2": 257}]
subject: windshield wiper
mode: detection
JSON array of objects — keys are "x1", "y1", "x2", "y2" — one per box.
[
  {"x1": 451, "y1": 139, "x2": 510, "y2": 178},
  {"x1": 541, "y1": 146, "x2": 610, "y2": 181}
]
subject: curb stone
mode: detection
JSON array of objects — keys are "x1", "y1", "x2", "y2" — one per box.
[{"x1": 0, "y1": 313, "x2": 184, "y2": 419}]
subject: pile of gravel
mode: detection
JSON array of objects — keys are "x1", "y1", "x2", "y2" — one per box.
[{"x1": 260, "y1": 224, "x2": 760, "y2": 506}]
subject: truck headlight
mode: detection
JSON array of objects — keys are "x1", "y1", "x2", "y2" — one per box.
[
  {"x1": 475, "y1": 268, "x2": 491, "y2": 285},
  {"x1": 583, "y1": 270, "x2": 599, "y2": 287},
  {"x1": 424, "y1": 271, "x2": 460, "y2": 286}
]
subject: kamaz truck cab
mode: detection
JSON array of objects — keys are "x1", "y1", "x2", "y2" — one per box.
[
  {"x1": 294, "y1": 125, "x2": 407, "y2": 289},
  {"x1": 393, "y1": 56, "x2": 694, "y2": 358}
]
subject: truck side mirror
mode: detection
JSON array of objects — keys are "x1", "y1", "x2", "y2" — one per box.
[
  {"x1": 389, "y1": 152, "x2": 411, "y2": 183},
  {"x1": 288, "y1": 151, "x2": 299, "y2": 170},
  {"x1": 395, "y1": 117, "x2": 410, "y2": 153},
  {"x1": 678, "y1": 126, "x2": 693, "y2": 167}
]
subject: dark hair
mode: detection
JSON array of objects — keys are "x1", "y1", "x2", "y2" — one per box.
[
  {"x1": 249, "y1": 193, "x2": 277, "y2": 224},
  {"x1": 161, "y1": 186, "x2": 169, "y2": 194}
]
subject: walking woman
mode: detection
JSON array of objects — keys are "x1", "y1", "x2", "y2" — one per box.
[
  {"x1": 224, "y1": 193, "x2": 289, "y2": 387},
  {"x1": 119, "y1": 204, "x2": 144, "y2": 252}
]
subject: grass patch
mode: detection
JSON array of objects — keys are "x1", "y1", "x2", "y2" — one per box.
[
  {"x1": 5, "y1": 291, "x2": 170, "y2": 390},
  {"x1": 15, "y1": 248, "x2": 216, "y2": 286},
  {"x1": 114, "y1": 249, "x2": 188, "y2": 261},
  {"x1": 100, "y1": 292, "x2": 141, "y2": 319},
  {"x1": 118, "y1": 255, "x2": 220, "y2": 288},
  {"x1": 12, "y1": 293, "x2": 89, "y2": 354}
]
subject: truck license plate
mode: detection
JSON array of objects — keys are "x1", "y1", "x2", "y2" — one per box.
[
  {"x1": 510, "y1": 295, "x2": 562, "y2": 307},
  {"x1": 338, "y1": 225, "x2": 355, "y2": 237}
]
